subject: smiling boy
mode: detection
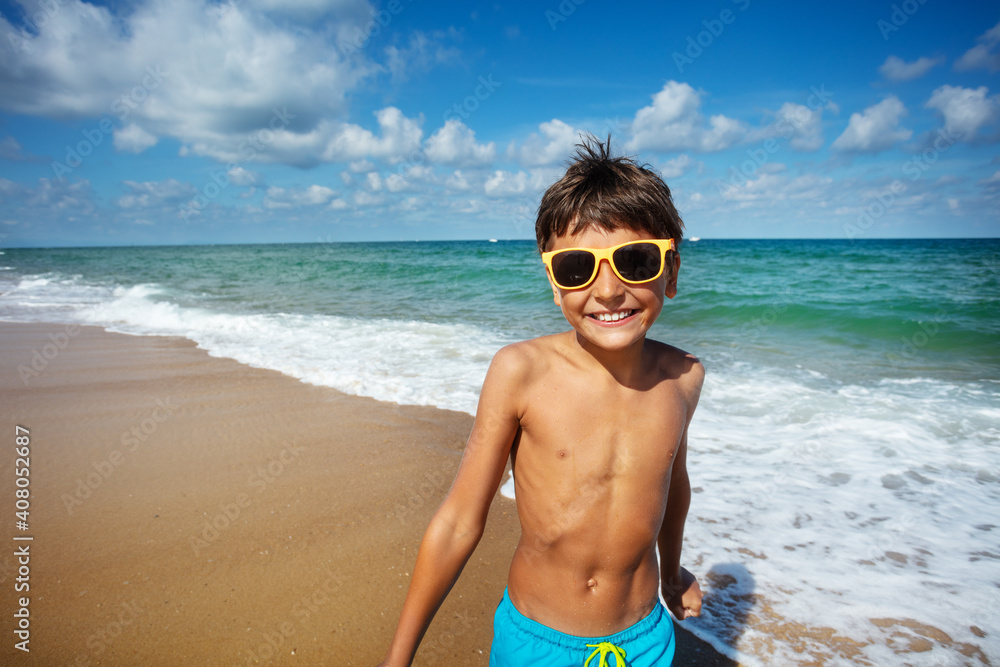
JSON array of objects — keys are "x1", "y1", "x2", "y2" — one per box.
[{"x1": 380, "y1": 136, "x2": 703, "y2": 666}]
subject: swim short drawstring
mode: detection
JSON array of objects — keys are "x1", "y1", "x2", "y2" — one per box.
[{"x1": 584, "y1": 641, "x2": 628, "y2": 667}]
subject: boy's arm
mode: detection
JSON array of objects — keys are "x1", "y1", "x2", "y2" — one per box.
[
  {"x1": 379, "y1": 347, "x2": 524, "y2": 667},
  {"x1": 657, "y1": 428, "x2": 702, "y2": 619},
  {"x1": 658, "y1": 359, "x2": 704, "y2": 620}
]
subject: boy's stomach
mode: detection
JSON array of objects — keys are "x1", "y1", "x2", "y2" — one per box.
[{"x1": 506, "y1": 538, "x2": 662, "y2": 637}]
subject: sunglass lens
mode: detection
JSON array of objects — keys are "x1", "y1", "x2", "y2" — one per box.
[
  {"x1": 552, "y1": 251, "x2": 596, "y2": 288},
  {"x1": 613, "y1": 243, "x2": 661, "y2": 282}
]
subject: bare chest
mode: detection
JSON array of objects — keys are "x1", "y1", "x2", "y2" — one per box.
[{"x1": 517, "y1": 381, "x2": 686, "y2": 487}]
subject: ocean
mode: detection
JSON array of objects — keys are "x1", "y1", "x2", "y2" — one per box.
[{"x1": 2, "y1": 238, "x2": 998, "y2": 665}]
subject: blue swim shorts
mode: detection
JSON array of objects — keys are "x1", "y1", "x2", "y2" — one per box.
[{"x1": 490, "y1": 588, "x2": 675, "y2": 667}]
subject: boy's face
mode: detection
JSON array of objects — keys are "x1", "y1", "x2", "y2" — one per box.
[{"x1": 544, "y1": 223, "x2": 679, "y2": 354}]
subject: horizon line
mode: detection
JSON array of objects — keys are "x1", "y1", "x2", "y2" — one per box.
[{"x1": 3, "y1": 236, "x2": 999, "y2": 250}]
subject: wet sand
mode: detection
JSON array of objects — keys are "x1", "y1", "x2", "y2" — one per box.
[{"x1": 0, "y1": 322, "x2": 736, "y2": 665}]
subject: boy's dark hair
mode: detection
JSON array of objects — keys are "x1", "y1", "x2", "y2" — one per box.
[{"x1": 535, "y1": 135, "x2": 685, "y2": 253}]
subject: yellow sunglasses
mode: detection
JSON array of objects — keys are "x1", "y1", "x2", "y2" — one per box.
[{"x1": 541, "y1": 238, "x2": 675, "y2": 290}]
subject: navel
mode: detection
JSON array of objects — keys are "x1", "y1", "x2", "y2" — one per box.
[{"x1": 587, "y1": 577, "x2": 598, "y2": 589}]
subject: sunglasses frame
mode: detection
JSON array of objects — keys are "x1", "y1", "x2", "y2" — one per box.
[{"x1": 541, "y1": 238, "x2": 676, "y2": 290}]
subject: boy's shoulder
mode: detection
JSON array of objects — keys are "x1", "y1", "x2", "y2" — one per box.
[
  {"x1": 485, "y1": 332, "x2": 586, "y2": 389},
  {"x1": 644, "y1": 338, "x2": 706, "y2": 398},
  {"x1": 645, "y1": 338, "x2": 705, "y2": 376},
  {"x1": 488, "y1": 332, "x2": 570, "y2": 374}
]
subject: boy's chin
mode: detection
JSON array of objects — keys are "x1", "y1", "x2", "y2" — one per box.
[{"x1": 573, "y1": 322, "x2": 650, "y2": 352}]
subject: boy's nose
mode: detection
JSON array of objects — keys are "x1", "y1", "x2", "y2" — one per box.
[{"x1": 591, "y1": 259, "x2": 625, "y2": 298}]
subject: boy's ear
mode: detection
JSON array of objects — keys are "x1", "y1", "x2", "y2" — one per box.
[
  {"x1": 547, "y1": 272, "x2": 562, "y2": 306},
  {"x1": 665, "y1": 253, "x2": 680, "y2": 300}
]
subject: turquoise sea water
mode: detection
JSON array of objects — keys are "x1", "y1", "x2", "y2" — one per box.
[{"x1": 2, "y1": 238, "x2": 999, "y2": 664}]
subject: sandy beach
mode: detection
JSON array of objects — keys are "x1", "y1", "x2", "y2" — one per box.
[{"x1": 0, "y1": 322, "x2": 735, "y2": 665}]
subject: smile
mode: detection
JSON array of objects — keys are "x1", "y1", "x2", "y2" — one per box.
[{"x1": 588, "y1": 309, "x2": 637, "y2": 323}]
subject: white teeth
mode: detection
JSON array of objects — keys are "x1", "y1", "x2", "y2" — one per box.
[{"x1": 594, "y1": 310, "x2": 632, "y2": 322}]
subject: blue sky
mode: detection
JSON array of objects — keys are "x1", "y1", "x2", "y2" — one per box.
[{"x1": 0, "y1": 0, "x2": 998, "y2": 247}]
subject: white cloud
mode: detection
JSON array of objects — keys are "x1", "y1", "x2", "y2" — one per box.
[
  {"x1": 321, "y1": 107, "x2": 423, "y2": 164},
  {"x1": 384, "y1": 30, "x2": 462, "y2": 84},
  {"x1": 628, "y1": 81, "x2": 745, "y2": 153},
  {"x1": 719, "y1": 172, "x2": 833, "y2": 206},
  {"x1": 978, "y1": 171, "x2": 1000, "y2": 190},
  {"x1": 262, "y1": 184, "x2": 337, "y2": 209},
  {"x1": 879, "y1": 55, "x2": 944, "y2": 82},
  {"x1": 245, "y1": 0, "x2": 371, "y2": 20},
  {"x1": 425, "y1": 120, "x2": 495, "y2": 166},
  {"x1": 955, "y1": 21, "x2": 1000, "y2": 72},
  {"x1": 113, "y1": 124, "x2": 159, "y2": 153},
  {"x1": 510, "y1": 119, "x2": 579, "y2": 166},
  {"x1": 385, "y1": 173, "x2": 410, "y2": 192},
  {"x1": 20, "y1": 178, "x2": 95, "y2": 216},
  {"x1": 0, "y1": 177, "x2": 97, "y2": 216},
  {"x1": 0, "y1": 0, "x2": 381, "y2": 167},
  {"x1": 0, "y1": 136, "x2": 39, "y2": 162},
  {"x1": 484, "y1": 170, "x2": 530, "y2": 197},
  {"x1": 658, "y1": 155, "x2": 694, "y2": 179},
  {"x1": 117, "y1": 179, "x2": 195, "y2": 208},
  {"x1": 749, "y1": 102, "x2": 828, "y2": 152},
  {"x1": 445, "y1": 170, "x2": 471, "y2": 191},
  {"x1": 404, "y1": 164, "x2": 434, "y2": 181},
  {"x1": 925, "y1": 85, "x2": 1000, "y2": 139},
  {"x1": 831, "y1": 96, "x2": 911, "y2": 153},
  {"x1": 353, "y1": 190, "x2": 384, "y2": 206},
  {"x1": 227, "y1": 167, "x2": 263, "y2": 187},
  {"x1": 366, "y1": 172, "x2": 384, "y2": 191},
  {"x1": 483, "y1": 168, "x2": 561, "y2": 197},
  {"x1": 0, "y1": 177, "x2": 21, "y2": 198}
]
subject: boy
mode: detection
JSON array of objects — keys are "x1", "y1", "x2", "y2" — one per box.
[{"x1": 380, "y1": 136, "x2": 703, "y2": 666}]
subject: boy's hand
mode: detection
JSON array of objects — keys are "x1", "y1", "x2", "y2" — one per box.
[{"x1": 663, "y1": 566, "x2": 703, "y2": 620}]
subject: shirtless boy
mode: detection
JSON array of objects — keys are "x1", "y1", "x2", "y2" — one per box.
[{"x1": 381, "y1": 136, "x2": 704, "y2": 666}]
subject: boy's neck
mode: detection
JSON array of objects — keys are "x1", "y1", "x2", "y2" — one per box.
[{"x1": 573, "y1": 332, "x2": 652, "y2": 388}]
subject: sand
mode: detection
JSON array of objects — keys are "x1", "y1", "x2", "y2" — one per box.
[{"x1": 0, "y1": 322, "x2": 736, "y2": 665}]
